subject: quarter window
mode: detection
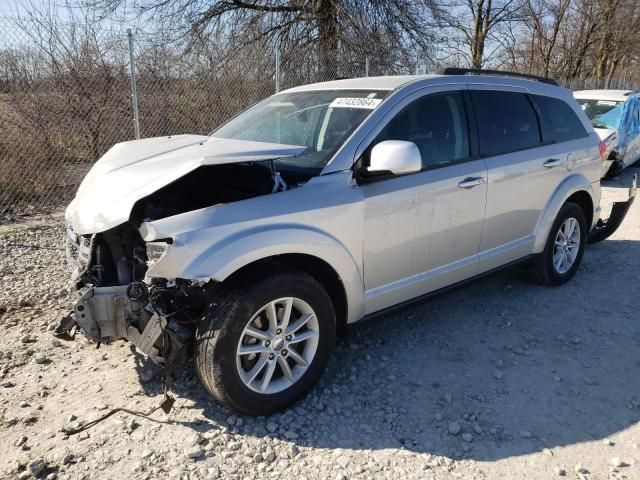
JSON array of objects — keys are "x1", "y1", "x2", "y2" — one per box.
[
  {"x1": 374, "y1": 91, "x2": 470, "y2": 168},
  {"x1": 532, "y1": 95, "x2": 588, "y2": 143},
  {"x1": 471, "y1": 91, "x2": 541, "y2": 156}
]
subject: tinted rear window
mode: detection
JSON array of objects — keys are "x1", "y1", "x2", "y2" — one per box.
[
  {"x1": 471, "y1": 91, "x2": 541, "y2": 156},
  {"x1": 533, "y1": 95, "x2": 588, "y2": 142}
]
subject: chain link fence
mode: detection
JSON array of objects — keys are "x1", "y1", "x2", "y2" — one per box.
[
  {"x1": 0, "y1": 17, "x2": 387, "y2": 221},
  {"x1": 1, "y1": 15, "x2": 637, "y2": 221}
]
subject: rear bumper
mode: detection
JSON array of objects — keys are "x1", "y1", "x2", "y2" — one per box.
[{"x1": 588, "y1": 174, "x2": 636, "y2": 244}]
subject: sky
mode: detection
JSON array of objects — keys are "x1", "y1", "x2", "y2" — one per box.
[
  {"x1": 0, "y1": 0, "x2": 152, "y2": 33},
  {"x1": 0, "y1": 0, "x2": 18, "y2": 16},
  {"x1": 0, "y1": 0, "x2": 74, "y2": 18}
]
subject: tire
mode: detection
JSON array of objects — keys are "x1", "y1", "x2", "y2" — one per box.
[
  {"x1": 530, "y1": 202, "x2": 587, "y2": 286},
  {"x1": 195, "y1": 267, "x2": 336, "y2": 415}
]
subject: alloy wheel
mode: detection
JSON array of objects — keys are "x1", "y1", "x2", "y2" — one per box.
[
  {"x1": 552, "y1": 217, "x2": 581, "y2": 274},
  {"x1": 236, "y1": 297, "x2": 319, "y2": 394}
]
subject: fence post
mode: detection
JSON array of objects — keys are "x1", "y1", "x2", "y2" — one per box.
[
  {"x1": 128, "y1": 29, "x2": 141, "y2": 140},
  {"x1": 365, "y1": 56, "x2": 369, "y2": 77},
  {"x1": 275, "y1": 49, "x2": 281, "y2": 93}
]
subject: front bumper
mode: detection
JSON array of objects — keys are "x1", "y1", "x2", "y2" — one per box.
[{"x1": 588, "y1": 174, "x2": 636, "y2": 244}]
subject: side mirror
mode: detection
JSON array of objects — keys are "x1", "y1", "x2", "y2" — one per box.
[{"x1": 367, "y1": 140, "x2": 422, "y2": 176}]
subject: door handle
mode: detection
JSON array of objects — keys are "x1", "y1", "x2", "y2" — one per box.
[
  {"x1": 458, "y1": 177, "x2": 485, "y2": 189},
  {"x1": 543, "y1": 158, "x2": 562, "y2": 168}
]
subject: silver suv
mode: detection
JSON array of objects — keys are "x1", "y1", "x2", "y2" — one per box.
[{"x1": 61, "y1": 69, "x2": 635, "y2": 415}]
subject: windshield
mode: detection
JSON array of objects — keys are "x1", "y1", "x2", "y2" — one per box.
[
  {"x1": 576, "y1": 98, "x2": 625, "y2": 128},
  {"x1": 212, "y1": 89, "x2": 389, "y2": 171}
]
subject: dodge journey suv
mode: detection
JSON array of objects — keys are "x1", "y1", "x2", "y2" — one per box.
[{"x1": 61, "y1": 68, "x2": 635, "y2": 415}]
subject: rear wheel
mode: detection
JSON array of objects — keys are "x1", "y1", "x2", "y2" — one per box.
[
  {"x1": 195, "y1": 267, "x2": 336, "y2": 415},
  {"x1": 530, "y1": 202, "x2": 587, "y2": 286}
]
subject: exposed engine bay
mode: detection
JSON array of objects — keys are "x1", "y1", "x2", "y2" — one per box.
[
  {"x1": 58, "y1": 161, "x2": 312, "y2": 366},
  {"x1": 131, "y1": 162, "x2": 311, "y2": 223}
]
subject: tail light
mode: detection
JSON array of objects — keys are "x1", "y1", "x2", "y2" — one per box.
[{"x1": 599, "y1": 141, "x2": 608, "y2": 160}]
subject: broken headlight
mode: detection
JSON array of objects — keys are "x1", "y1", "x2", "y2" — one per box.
[{"x1": 145, "y1": 241, "x2": 171, "y2": 267}]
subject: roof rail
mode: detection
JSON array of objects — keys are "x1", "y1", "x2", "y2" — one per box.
[{"x1": 436, "y1": 67, "x2": 560, "y2": 86}]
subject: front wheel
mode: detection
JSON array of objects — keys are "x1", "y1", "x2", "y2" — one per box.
[
  {"x1": 530, "y1": 202, "x2": 587, "y2": 286},
  {"x1": 195, "y1": 267, "x2": 336, "y2": 415}
]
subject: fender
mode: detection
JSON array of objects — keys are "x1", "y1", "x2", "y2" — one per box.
[
  {"x1": 532, "y1": 173, "x2": 597, "y2": 253},
  {"x1": 177, "y1": 225, "x2": 365, "y2": 324}
]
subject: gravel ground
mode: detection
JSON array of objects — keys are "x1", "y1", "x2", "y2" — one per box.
[{"x1": 1, "y1": 167, "x2": 639, "y2": 480}]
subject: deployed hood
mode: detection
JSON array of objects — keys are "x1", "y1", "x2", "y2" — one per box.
[{"x1": 66, "y1": 135, "x2": 306, "y2": 234}]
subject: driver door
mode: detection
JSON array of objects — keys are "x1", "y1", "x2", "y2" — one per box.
[{"x1": 358, "y1": 86, "x2": 488, "y2": 314}]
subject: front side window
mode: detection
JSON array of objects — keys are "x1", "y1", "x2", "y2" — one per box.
[
  {"x1": 471, "y1": 91, "x2": 541, "y2": 156},
  {"x1": 213, "y1": 90, "x2": 389, "y2": 171},
  {"x1": 373, "y1": 91, "x2": 470, "y2": 168},
  {"x1": 532, "y1": 95, "x2": 588, "y2": 143}
]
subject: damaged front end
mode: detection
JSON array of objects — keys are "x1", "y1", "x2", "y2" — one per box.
[
  {"x1": 588, "y1": 174, "x2": 637, "y2": 243},
  {"x1": 56, "y1": 136, "x2": 313, "y2": 364},
  {"x1": 59, "y1": 222, "x2": 210, "y2": 366}
]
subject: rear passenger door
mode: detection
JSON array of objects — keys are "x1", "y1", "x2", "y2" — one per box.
[{"x1": 472, "y1": 88, "x2": 589, "y2": 272}]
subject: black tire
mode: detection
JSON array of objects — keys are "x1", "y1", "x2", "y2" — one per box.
[
  {"x1": 530, "y1": 202, "x2": 587, "y2": 286},
  {"x1": 195, "y1": 267, "x2": 336, "y2": 415}
]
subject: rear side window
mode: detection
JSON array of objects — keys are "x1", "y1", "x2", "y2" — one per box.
[
  {"x1": 471, "y1": 91, "x2": 541, "y2": 156},
  {"x1": 532, "y1": 95, "x2": 588, "y2": 143}
]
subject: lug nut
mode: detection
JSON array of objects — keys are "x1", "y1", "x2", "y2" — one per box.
[
  {"x1": 286, "y1": 335, "x2": 292, "y2": 341},
  {"x1": 265, "y1": 340, "x2": 270, "y2": 347},
  {"x1": 276, "y1": 328, "x2": 282, "y2": 335},
  {"x1": 282, "y1": 350, "x2": 288, "y2": 356},
  {"x1": 269, "y1": 353, "x2": 275, "y2": 360}
]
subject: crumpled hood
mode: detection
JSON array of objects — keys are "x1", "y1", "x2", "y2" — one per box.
[{"x1": 65, "y1": 135, "x2": 306, "y2": 234}]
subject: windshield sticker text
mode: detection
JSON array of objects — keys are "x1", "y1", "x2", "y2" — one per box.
[{"x1": 329, "y1": 97, "x2": 382, "y2": 109}]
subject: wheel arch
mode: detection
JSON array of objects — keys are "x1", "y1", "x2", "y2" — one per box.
[
  {"x1": 178, "y1": 227, "x2": 365, "y2": 325},
  {"x1": 223, "y1": 253, "x2": 350, "y2": 334},
  {"x1": 565, "y1": 190, "x2": 594, "y2": 229},
  {"x1": 533, "y1": 175, "x2": 597, "y2": 253}
]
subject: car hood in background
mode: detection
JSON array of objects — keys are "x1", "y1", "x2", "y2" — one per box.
[
  {"x1": 65, "y1": 135, "x2": 306, "y2": 234},
  {"x1": 594, "y1": 127, "x2": 616, "y2": 142}
]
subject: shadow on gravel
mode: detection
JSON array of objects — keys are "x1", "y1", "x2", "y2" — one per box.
[
  {"x1": 601, "y1": 164, "x2": 640, "y2": 189},
  {"x1": 132, "y1": 202, "x2": 640, "y2": 462}
]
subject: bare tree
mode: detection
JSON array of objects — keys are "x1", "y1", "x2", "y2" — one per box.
[
  {"x1": 89, "y1": 0, "x2": 439, "y2": 79},
  {"x1": 525, "y1": 0, "x2": 570, "y2": 77},
  {"x1": 438, "y1": 0, "x2": 525, "y2": 68},
  {"x1": 498, "y1": 0, "x2": 640, "y2": 87}
]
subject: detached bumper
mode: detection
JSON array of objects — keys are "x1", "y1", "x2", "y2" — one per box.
[{"x1": 588, "y1": 174, "x2": 636, "y2": 244}]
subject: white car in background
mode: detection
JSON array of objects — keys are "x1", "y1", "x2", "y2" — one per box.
[{"x1": 574, "y1": 89, "x2": 640, "y2": 177}]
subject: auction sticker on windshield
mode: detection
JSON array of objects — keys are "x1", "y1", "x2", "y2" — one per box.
[{"x1": 330, "y1": 97, "x2": 383, "y2": 109}]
